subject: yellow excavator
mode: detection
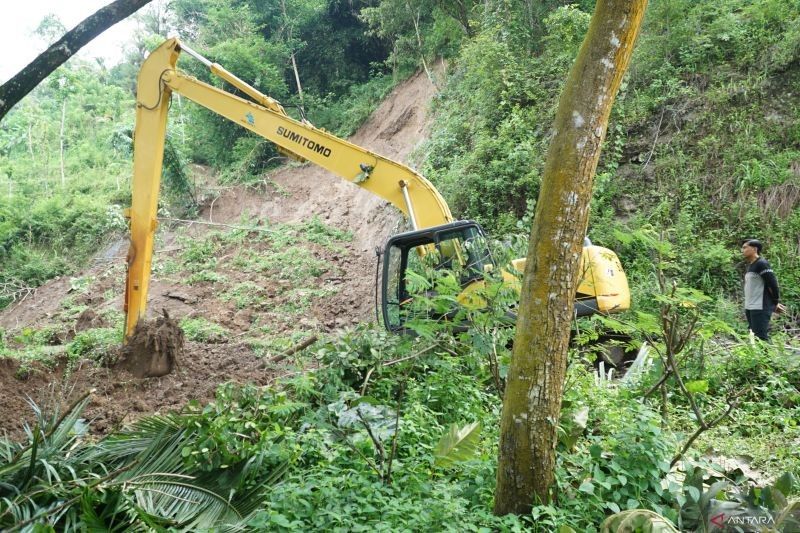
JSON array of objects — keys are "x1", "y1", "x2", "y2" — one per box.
[{"x1": 124, "y1": 38, "x2": 629, "y2": 340}]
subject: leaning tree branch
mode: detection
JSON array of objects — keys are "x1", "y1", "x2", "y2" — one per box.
[
  {"x1": 357, "y1": 409, "x2": 387, "y2": 464},
  {"x1": 0, "y1": 0, "x2": 154, "y2": 121},
  {"x1": 667, "y1": 348, "x2": 706, "y2": 427}
]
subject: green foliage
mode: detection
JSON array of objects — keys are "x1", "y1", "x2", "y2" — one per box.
[
  {"x1": 1, "y1": 317, "x2": 119, "y2": 373},
  {"x1": 168, "y1": 0, "x2": 397, "y2": 173},
  {"x1": 0, "y1": 45, "x2": 197, "y2": 308},
  {"x1": 180, "y1": 317, "x2": 229, "y2": 342},
  {"x1": 606, "y1": 467, "x2": 800, "y2": 533},
  {"x1": 301, "y1": 215, "x2": 353, "y2": 246},
  {"x1": 250, "y1": 460, "x2": 525, "y2": 531},
  {"x1": 2, "y1": 1, "x2": 800, "y2": 530},
  {"x1": 638, "y1": 0, "x2": 800, "y2": 76},
  {"x1": 0, "y1": 195, "x2": 125, "y2": 308},
  {"x1": 3, "y1": 286, "x2": 796, "y2": 531},
  {"x1": 693, "y1": 342, "x2": 800, "y2": 476},
  {"x1": 601, "y1": 509, "x2": 679, "y2": 532},
  {"x1": 591, "y1": 0, "x2": 800, "y2": 309},
  {"x1": 66, "y1": 328, "x2": 121, "y2": 365},
  {"x1": 311, "y1": 326, "x2": 402, "y2": 395},
  {"x1": 222, "y1": 281, "x2": 267, "y2": 310},
  {"x1": 360, "y1": 0, "x2": 469, "y2": 74},
  {"x1": 305, "y1": 73, "x2": 399, "y2": 137},
  {"x1": 178, "y1": 232, "x2": 222, "y2": 284},
  {"x1": 290, "y1": 0, "x2": 392, "y2": 95},
  {"x1": 180, "y1": 383, "x2": 303, "y2": 473},
  {"x1": 422, "y1": 5, "x2": 591, "y2": 232},
  {"x1": 552, "y1": 378, "x2": 680, "y2": 528},
  {"x1": 169, "y1": 0, "x2": 290, "y2": 170}
]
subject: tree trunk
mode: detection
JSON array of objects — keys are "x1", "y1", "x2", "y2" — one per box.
[
  {"x1": 407, "y1": 2, "x2": 435, "y2": 86},
  {"x1": 27, "y1": 122, "x2": 35, "y2": 162},
  {"x1": 290, "y1": 53, "x2": 304, "y2": 105},
  {"x1": 59, "y1": 99, "x2": 67, "y2": 188},
  {"x1": 280, "y1": 0, "x2": 304, "y2": 105},
  {"x1": 0, "y1": 0, "x2": 154, "y2": 121},
  {"x1": 494, "y1": 0, "x2": 647, "y2": 516}
]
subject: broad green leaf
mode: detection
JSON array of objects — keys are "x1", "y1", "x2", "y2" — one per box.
[
  {"x1": 774, "y1": 472, "x2": 797, "y2": 496},
  {"x1": 685, "y1": 380, "x2": 708, "y2": 394},
  {"x1": 699, "y1": 481, "x2": 729, "y2": 511},
  {"x1": 579, "y1": 480, "x2": 595, "y2": 495},
  {"x1": 686, "y1": 486, "x2": 701, "y2": 503},
  {"x1": 590, "y1": 444, "x2": 603, "y2": 459},
  {"x1": 433, "y1": 422, "x2": 481, "y2": 468},
  {"x1": 271, "y1": 514, "x2": 293, "y2": 527},
  {"x1": 601, "y1": 509, "x2": 679, "y2": 532},
  {"x1": 337, "y1": 403, "x2": 398, "y2": 442}
]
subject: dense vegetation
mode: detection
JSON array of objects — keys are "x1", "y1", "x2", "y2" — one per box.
[
  {"x1": 2, "y1": 271, "x2": 799, "y2": 529},
  {"x1": 1, "y1": 0, "x2": 799, "y2": 530}
]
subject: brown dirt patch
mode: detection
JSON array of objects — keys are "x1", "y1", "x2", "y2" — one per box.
[
  {"x1": 0, "y1": 341, "x2": 280, "y2": 441},
  {"x1": 120, "y1": 312, "x2": 183, "y2": 378},
  {"x1": 0, "y1": 67, "x2": 439, "y2": 441}
]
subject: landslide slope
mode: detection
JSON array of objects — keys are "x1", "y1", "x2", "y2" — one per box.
[{"x1": 0, "y1": 68, "x2": 438, "y2": 439}]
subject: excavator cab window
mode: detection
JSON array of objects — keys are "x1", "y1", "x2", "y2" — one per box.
[
  {"x1": 436, "y1": 226, "x2": 492, "y2": 286},
  {"x1": 380, "y1": 221, "x2": 494, "y2": 332}
]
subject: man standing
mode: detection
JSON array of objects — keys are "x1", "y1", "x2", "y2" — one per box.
[{"x1": 741, "y1": 239, "x2": 784, "y2": 340}]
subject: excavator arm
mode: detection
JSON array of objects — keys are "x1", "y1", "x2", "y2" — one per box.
[{"x1": 125, "y1": 38, "x2": 452, "y2": 338}]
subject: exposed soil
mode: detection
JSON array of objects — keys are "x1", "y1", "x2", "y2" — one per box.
[{"x1": 0, "y1": 67, "x2": 439, "y2": 441}]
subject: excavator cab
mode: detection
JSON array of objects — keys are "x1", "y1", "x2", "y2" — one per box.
[
  {"x1": 380, "y1": 222, "x2": 632, "y2": 333},
  {"x1": 381, "y1": 221, "x2": 494, "y2": 332}
]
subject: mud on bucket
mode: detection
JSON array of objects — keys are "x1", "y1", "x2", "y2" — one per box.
[{"x1": 119, "y1": 311, "x2": 184, "y2": 378}]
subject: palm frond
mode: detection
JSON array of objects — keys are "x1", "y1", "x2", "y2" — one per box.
[
  {"x1": 126, "y1": 477, "x2": 245, "y2": 529},
  {"x1": 1, "y1": 396, "x2": 290, "y2": 531},
  {"x1": 79, "y1": 414, "x2": 183, "y2": 467},
  {"x1": 0, "y1": 395, "x2": 91, "y2": 492},
  {"x1": 107, "y1": 417, "x2": 286, "y2": 531}
]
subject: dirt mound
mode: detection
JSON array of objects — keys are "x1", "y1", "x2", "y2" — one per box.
[
  {"x1": 120, "y1": 312, "x2": 183, "y2": 378},
  {"x1": 0, "y1": 67, "x2": 440, "y2": 440}
]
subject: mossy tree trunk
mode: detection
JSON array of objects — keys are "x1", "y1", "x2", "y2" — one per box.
[
  {"x1": 494, "y1": 0, "x2": 647, "y2": 516},
  {"x1": 0, "y1": 0, "x2": 154, "y2": 122}
]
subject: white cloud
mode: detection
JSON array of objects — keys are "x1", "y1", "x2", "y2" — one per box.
[{"x1": 0, "y1": 0, "x2": 138, "y2": 82}]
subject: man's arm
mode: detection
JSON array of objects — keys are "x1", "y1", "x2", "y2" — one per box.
[{"x1": 759, "y1": 260, "x2": 780, "y2": 304}]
